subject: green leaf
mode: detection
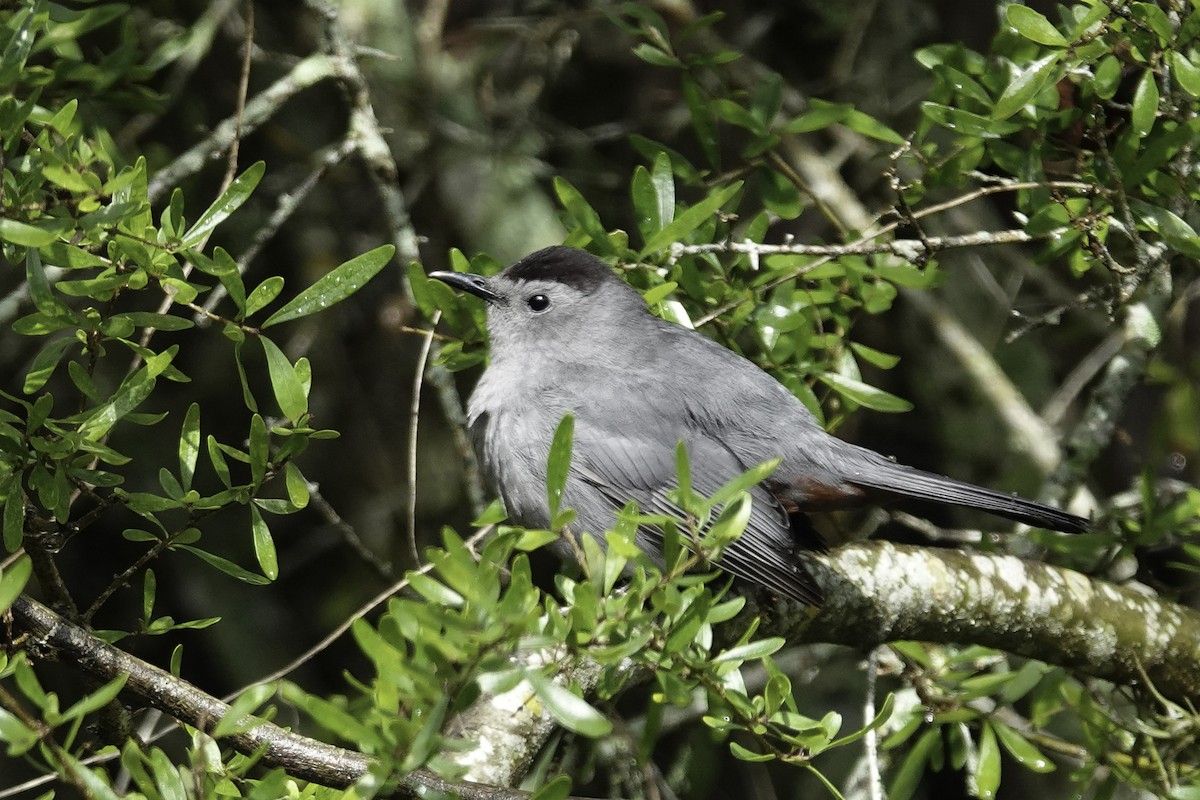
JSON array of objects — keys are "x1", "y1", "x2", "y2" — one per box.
[
  {"x1": 406, "y1": 571, "x2": 464, "y2": 606},
  {"x1": 250, "y1": 505, "x2": 278, "y2": 580},
  {"x1": 25, "y1": 249, "x2": 66, "y2": 316},
  {"x1": 703, "y1": 492, "x2": 753, "y2": 550},
  {"x1": 284, "y1": 463, "x2": 310, "y2": 509},
  {"x1": 1130, "y1": 199, "x2": 1200, "y2": 257},
  {"x1": 112, "y1": 312, "x2": 194, "y2": 332},
  {"x1": 992, "y1": 721, "x2": 1054, "y2": 773},
  {"x1": 1170, "y1": 52, "x2": 1200, "y2": 98},
  {"x1": 975, "y1": 722, "x2": 1002, "y2": 799},
  {"x1": 920, "y1": 103, "x2": 1017, "y2": 138},
  {"x1": 177, "y1": 544, "x2": 271, "y2": 585},
  {"x1": 682, "y1": 74, "x2": 719, "y2": 168},
  {"x1": 729, "y1": 741, "x2": 774, "y2": 762},
  {"x1": 525, "y1": 671, "x2": 612, "y2": 737},
  {"x1": 0, "y1": 5, "x2": 36, "y2": 86},
  {"x1": 0, "y1": 219, "x2": 59, "y2": 247},
  {"x1": 284, "y1": 685, "x2": 380, "y2": 748},
  {"x1": 249, "y1": 414, "x2": 268, "y2": 488},
  {"x1": 650, "y1": 151, "x2": 675, "y2": 230},
  {"x1": 889, "y1": 728, "x2": 941, "y2": 800},
  {"x1": 641, "y1": 181, "x2": 742, "y2": 256},
  {"x1": 529, "y1": 775, "x2": 574, "y2": 800},
  {"x1": 546, "y1": 415, "x2": 575, "y2": 522},
  {"x1": 3, "y1": 484, "x2": 25, "y2": 552},
  {"x1": 60, "y1": 674, "x2": 128, "y2": 723},
  {"x1": 143, "y1": 569, "x2": 156, "y2": 623},
  {"x1": 23, "y1": 336, "x2": 74, "y2": 394},
  {"x1": 58, "y1": 753, "x2": 122, "y2": 800},
  {"x1": 712, "y1": 637, "x2": 784, "y2": 664},
  {"x1": 553, "y1": 178, "x2": 614, "y2": 254},
  {"x1": 0, "y1": 555, "x2": 32, "y2": 613},
  {"x1": 259, "y1": 336, "x2": 308, "y2": 422},
  {"x1": 842, "y1": 108, "x2": 906, "y2": 145},
  {"x1": 262, "y1": 244, "x2": 395, "y2": 327},
  {"x1": 1130, "y1": 70, "x2": 1159, "y2": 139},
  {"x1": 207, "y1": 435, "x2": 232, "y2": 488},
  {"x1": 817, "y1": 372, "x2": 913, "y2": 412},
  {"x1": 1094, "y1": 55, "x2": 1121, "y2": 99},
  {"x1": 211, "y1": 683, "x2": 275, "y2": 738},
  {"x1": 243, "y1": 276, "x2": 285, "y2": 319},
  {"x1": 632, "y1": 43, "x2": 679, "y2": 68},
  {"x1": 1005, "y1": 5, "x2": 1069, "y2": 47},
  {"x1": 515, "y1": 528, "x2": 559, "y2": 551},
  {"x1": 180, "y1": 162, "x2": 265, "y2": 248},
  {"x1": 755, "y1": 167, "x2": 802, "y2": 220},
  {"x1": 850, "y1": 341, "x2": 901, "y2": 369},
  {"x1": 784, "y1": 100, "x2": 851, "y2": 132},
  {"x1": 78, "y1": 348, "x2": 178, "y2": 439},
  {"x1": 992, "y1": 53, "x2": 1062, "y2": 120},
  {"x1": 179, "y1": 403, "x2": 200, "y2": 492}
]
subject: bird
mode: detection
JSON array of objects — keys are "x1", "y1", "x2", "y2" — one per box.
[{"x1": 431, "y1": 246, "x2": 1088, "y2": 604}]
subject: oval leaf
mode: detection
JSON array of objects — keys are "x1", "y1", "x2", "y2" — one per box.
[
  {"x1": 180, "y1": 162, "x2": 265, "y2": 249},
  {"x1": 712, "y1": 636, "x2": 785, "y2": 664},
  {"x1": 817, "y1": 372, "x2": 914, "y2": 413},
  {"x1": 1131, "y1": 69, "x2": 1159, "y2": 138},
  {"x1": 526, "y1": 671, "x2": 611, "y2": 737},
  {"x1": 259, "y1": 336, "x2": 308, "y2": 422},
  {"x1": 250, "y1": 505, "x2": 278, "y2": 580},
  {"x1": 993, "y1": 53, "x2": 1062, "y2": 120},
  {"x1": 262, "y1": 245, "x2": 395, "y2": 327},
  {"x1": 1005, "y1": 5, "x2": 1068, "y2": 47},
  {"x1": 0, "y1": 555, "x2": 32, "y2": 612}
]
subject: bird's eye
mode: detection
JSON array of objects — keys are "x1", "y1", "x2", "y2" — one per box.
[{"x1": 527, "y1": 294, "x2": 551, "y2": 312}]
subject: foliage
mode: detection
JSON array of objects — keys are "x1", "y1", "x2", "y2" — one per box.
[{"x1": 2, "y1": 2, "x2": 1199, "y2": 800}]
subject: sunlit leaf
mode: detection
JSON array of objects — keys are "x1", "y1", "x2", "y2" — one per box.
[
  {"x1": 262, "y1": 245, "x2": 395, "y2": 327},
  {"x1": 1005, "y1": 5, "x2": 1069, "y2": 47},
  {"x1": 179, "y1": 162, "x2": 265, "y2": 248},
  {"x1": 259, "y1": 336, "x2": 307, "y2": 422}
]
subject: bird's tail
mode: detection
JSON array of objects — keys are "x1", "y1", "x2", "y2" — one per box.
[{"x1": 847, "y1": 456, "x2": 1088, "y2": 533}]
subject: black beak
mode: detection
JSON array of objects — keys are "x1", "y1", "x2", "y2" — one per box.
[{"x1": 429, "y1": 271, "x2": 504, "y2": 305}]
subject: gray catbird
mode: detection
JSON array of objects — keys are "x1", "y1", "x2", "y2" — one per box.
[{"x1": 432, "y1": 246, "x2": 1088, "y2": 603}]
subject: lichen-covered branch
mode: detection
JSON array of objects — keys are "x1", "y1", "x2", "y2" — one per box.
[{"x1": 783, "y1": 541, "x2": 1200, "y2": 699}]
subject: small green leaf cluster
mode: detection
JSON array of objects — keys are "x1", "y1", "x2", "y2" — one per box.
[
  {"x1": 0, "y1": 647, "x2": 128, "y2": 783},
  {"x1": 313, "y1": 427, "x2": 886, "y2": 791},
  {"x1": 0, "y1": 2, "x2": 394, "y2": 598},
  {"x1": 911, "y1": 3, "x2": 1200, "y2": 275},
  {"x1": 883, "y1": 646, "x2": 1061, "y2": 800},
  {"x1": 1, "y1": 0, "x2": 393, "y2": 748},
  {"x1": 880, "y1": 640, "x2": 1200, "y2": 800}
]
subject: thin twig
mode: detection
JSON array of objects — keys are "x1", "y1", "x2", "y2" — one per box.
[
  {"x1": 305, "y1": 0, "x2": 487, "y2": 515},
  {"x1": 863, "y1": 647, "x2": 883, "y2": 800},
  {"x1": 407, "y1": 311, "x2": 441, "y2": 566},
  {"x1": 219, "y1": 0, "x2": 254, "y2": 191},
  {"x1": 308, "y1": 484, "x2": 395, "y2": 581},
  {"x1": 684, "y1": 228, "x2": 1058, "y2": 329}
]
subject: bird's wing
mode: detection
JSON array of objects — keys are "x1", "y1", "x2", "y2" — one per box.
[{"x1": 569, "y1": 420, "x2": 820, "y2": 604}]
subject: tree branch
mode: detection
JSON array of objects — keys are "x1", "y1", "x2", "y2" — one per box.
[
  {"x1": 8, "y1": 595, "x2": 531, "y2": 799},
  {"x1": 783, "y1": 541, "x2": 1200, "y2": 699}
]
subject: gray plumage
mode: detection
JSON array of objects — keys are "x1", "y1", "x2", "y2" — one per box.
[{"x1": 432, "y1": 246, "x2": 1088, "y2": 604}]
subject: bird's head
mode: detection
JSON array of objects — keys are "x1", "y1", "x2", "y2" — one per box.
[{"x1": 431, "y1": 246, "x2": 648, "y2": 362}]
